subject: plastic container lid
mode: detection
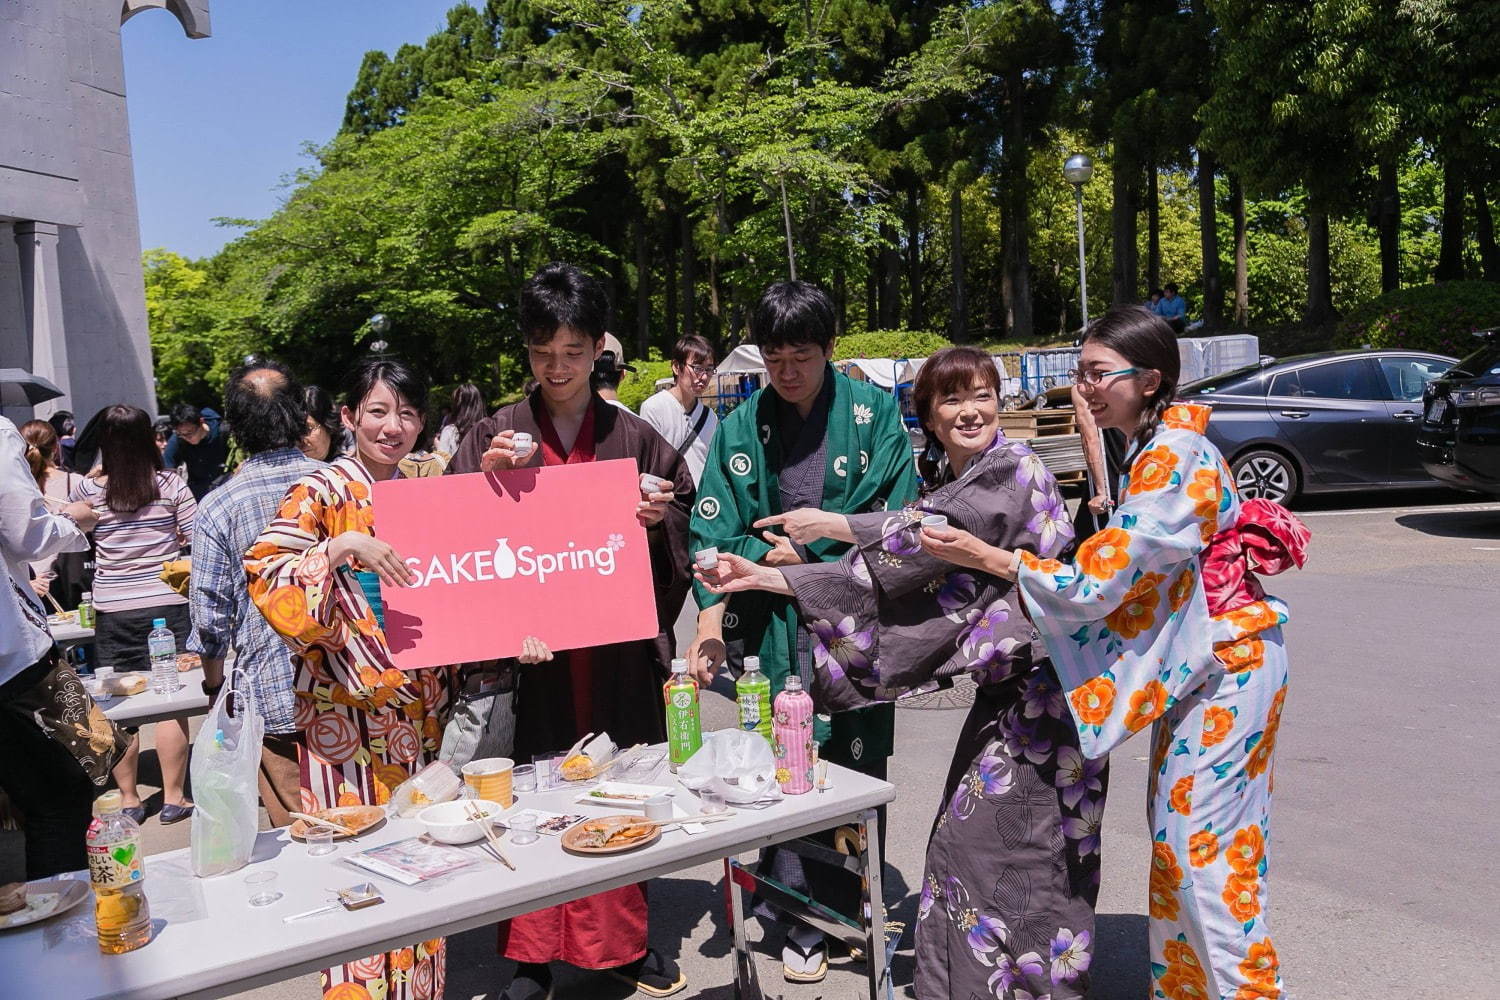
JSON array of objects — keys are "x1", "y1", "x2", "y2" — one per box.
[
  {"x1": 81, "y1": 591, "x2": 92, "y2": 599},
  {"x1": 744, "y1": 656, "x2": 761, "y2": 671},
  {"x1": 670, "y1": 658, "x2": 688, "y2": 673},
  {"x1": 152, "y1": 618, "x2": 166, "y2": 628},
  {"x1": 95, "y1": 789, "x2": 122, "y2": 814}
]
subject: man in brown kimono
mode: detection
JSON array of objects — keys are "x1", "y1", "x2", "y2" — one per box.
[{"x1": 447, "y1": 263, "x2": 693, "y2": 999}]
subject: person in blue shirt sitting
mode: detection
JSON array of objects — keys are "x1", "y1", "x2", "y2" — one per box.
[{"x1": 1155, "y1": 282, "x2": 1188, "y2": 332}]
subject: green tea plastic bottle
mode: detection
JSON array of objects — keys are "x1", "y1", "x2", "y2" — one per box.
[
  {"x1": 736, "y1": 655, "x2": 773, "y2": 744},
  {"x1": 88, "y1": 790, "x2": 151, "y2": 954},
  {"x1": 664, "y1": 658, "x2": 703, "y2": 768}
]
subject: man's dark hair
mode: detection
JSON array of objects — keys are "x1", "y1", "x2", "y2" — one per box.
[
  {"x1": 1164, "y1": 283, "x2": 1178, "y2": 294},
  {"x1": 671, "y1": 335, "x2": 714, "y2": 368},
  {"x1": 224, "y1": 360, "x2": 306, "y2": 455},
  {"x1": 592, "y1": 357, "x2": 626, "y2": 390},
  {"x1": 749, "y1": 281, "x2": 836, "y2": 352},
  {"x1": 519, "y1": 262, "x2": 609, "y2": 346},
  {"x1": 47, "y1": 410, "x2": 74, "y2": 438},
  {"x1": 342, "y1": 357, "x2": 429, "y2": 414},
  {"x1": 169, "y1": 402, "x2": 202, "y2": 429}
]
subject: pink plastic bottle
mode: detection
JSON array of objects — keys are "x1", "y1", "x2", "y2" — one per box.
[{"x1": 772, "y1": 675, "x2": 814, "y2": 794}]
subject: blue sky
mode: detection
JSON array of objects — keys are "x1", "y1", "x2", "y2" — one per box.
[{"x1": 123, "y1": 1, "x2": 461, "y2": 260}]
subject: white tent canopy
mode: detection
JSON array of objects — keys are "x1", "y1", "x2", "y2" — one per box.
[
  {"x1": 839, "y1": 357, "x2": 926, "y2": 388},
  {"x1": 716, "y1": 344, "x2": 765, "y2": 375}
]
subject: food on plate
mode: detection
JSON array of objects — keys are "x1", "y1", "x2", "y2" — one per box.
[
  {"x1": 588, "y1": 788, "x2": 653, "y2": 801},
  {"x1": 575, "y1": 819, "x2": 656, "y2": 849},
  {"x1": 176, "y1": 652, "x2": 201, "y2": 673},
  {"x1": 102, "y1": 674, "x2": 148, "y2": 697},
  {"x1": 0, "y1": 883, "x2": 26, "y2": 916},
  {"x1": 560, "y1": 753, "x2": 595, "y2": 781}
]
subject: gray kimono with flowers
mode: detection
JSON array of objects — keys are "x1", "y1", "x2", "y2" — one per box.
[{"x1": 782, "y1": 436, "x2": 1109, "y2": 1000}]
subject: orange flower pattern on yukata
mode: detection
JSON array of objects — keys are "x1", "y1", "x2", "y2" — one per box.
[
  {"x1": 1077, "y1": 527, "x2": 1133, "y2": 581},
  {"x1": 1014, "y1": 402, "x2": 1291, "y2": 1000},
  {"x1": 1246, "y1": 686, "x2": 1286, "y2": 780},
  {"x1": 1223, "y1": 871, "x2": 1261, "y2": 923},
  {"x1": 1168, "y1": 775, "x2": 1193, "y2": 816},
  {"x1": 1071, "y1": 676, "x2": 1116, "y2": 726},
  {"x1": 1201, "y1": 705, "x2": 1235, "y2": 747},
  {"x1": 1226, "y1": 601, "x2": 1280, "y2": 635},
  {"x1": 1186, "y1": 468, "x2": 1224, "y2": 543},
  {"x1": 1227, "y1": 825, "x2": 1265, "y2": 876},
  {"x1": 1123, "y1": 679, "x2": 1168, "y2": 733},
  {"x1": 1216, "y1": 636, "x2": 1265, "y2": 674},
  {"x1": 1238, "y1": 938, "x2": 1280, "y2": 990},
  {"x1": 1188, "y1": 829, "x2": 1219, "y2": 867},
  {"x1": 1129, "y1": 445, "x2": 1180, "y2": 495},
  {"x1": 1168, "y1": 567, "x2": 1195, "y2": 612},
  {"x1": 1149, "y1": 841, "x2": 1185, "y2": 920},
  {"x1": 1019, "y1": 550, "x2": 1065, "y2": 575},
  {"x1": 1107, "y1": 572, "x2": 1166, "y2": 639},
  {"x1": 1158, "y1": 937, "x2": 1212, "y2": 1000}
]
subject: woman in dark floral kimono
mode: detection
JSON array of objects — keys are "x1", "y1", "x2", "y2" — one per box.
[{"x1": 699, "y1": 347, "x2": 1106, "y2": 1000}]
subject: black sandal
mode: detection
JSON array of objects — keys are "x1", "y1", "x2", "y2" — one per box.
[{"x1": 608, "y1": 948, "x2": 686, "y2": 998}]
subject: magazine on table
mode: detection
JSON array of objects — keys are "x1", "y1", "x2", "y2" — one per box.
[{"x1": 343, "y1": 836, "x2": 479, "y2": 886}]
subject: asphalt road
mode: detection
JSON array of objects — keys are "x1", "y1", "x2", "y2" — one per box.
[{"x1": 35, "y1": 492, "x2": 1498, "y2": 1000}]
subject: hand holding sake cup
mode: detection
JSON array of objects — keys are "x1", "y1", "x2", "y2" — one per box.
[{"x1": 480, "y1": 429, "x2": 534, "y2": 472}]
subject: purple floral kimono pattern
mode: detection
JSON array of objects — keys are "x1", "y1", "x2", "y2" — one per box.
[{"x1": 782, "y1": 437, "x2": 1107, "y2": 1000}]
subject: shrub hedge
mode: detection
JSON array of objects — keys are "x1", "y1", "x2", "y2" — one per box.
[{"x1": 1334, "y1": 281, "x2": 1500, "y2": 358}]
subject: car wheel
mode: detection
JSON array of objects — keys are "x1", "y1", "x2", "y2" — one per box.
[{"x1": 1231, "y1": 449, "x2": 1299, "y2": 504}]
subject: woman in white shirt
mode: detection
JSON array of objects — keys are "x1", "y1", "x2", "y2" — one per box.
[{"x1": 0, "y1": 416, "x2": 101, "y2": 877}]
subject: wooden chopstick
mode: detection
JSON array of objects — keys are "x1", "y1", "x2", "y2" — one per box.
[
  {"x1": 289, "y1": 811, "x2": 359, "y2": 836},
  {"x1": 465, "y1": 803, "x2": 515, "y2": 871}
]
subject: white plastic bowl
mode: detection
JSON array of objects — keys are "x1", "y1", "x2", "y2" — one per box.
[{"x1": 417, "y1": 799, "x2": 504, "y2": 845}]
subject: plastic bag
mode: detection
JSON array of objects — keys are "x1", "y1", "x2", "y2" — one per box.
[
  {"x1": 677, "y1": 729, "x2": 780, "y2": 804},
  {"x1": 190, "y1": 668, "x2": 263, "y2": 877}
]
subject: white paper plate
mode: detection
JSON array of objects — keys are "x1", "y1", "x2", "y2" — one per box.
[
  {"x1": 575, "y1": 781, "x2": 674, "y2": 808},
  {"x1": 0, "y1": 879, "x2": 89, "y2": 931}
]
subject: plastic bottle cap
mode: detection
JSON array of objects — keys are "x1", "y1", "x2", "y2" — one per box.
[
  {"x1": 670, "y1": 658, "x2": 687, "y2": 674},
  {"x1": 744, "y1": 656, "x2": 760, "y2": 671},
  {"x1": 95, "y1": 790, "x2": 122, "y2": 814},
  {"x1": 152, "y1": 618, "x2": 166, "y2": 628},
  {"x1": 81, "y1": 591, "x2": 91, "y2": 599}
]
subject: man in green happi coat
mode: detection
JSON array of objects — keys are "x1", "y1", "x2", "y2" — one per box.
[{"x1": 687, "y1": 280, "x2": 918, "y2": 981}]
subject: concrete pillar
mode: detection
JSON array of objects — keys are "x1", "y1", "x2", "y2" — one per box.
[{"x1": 14, "y1": 221, "x2": 72, "y2": 419}]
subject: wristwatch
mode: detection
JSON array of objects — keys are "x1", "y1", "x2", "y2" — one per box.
[{"x1": 201, "y1": 678, "x2": 224, "y2": 700}]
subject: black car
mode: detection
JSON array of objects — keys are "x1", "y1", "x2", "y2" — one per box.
[
  {"x1": 1179, "y1": 349, "x2": 1456, "y2": 504},
  {"x1": 1417, "y1": 329, "x2": 1500, "y2": 496}
]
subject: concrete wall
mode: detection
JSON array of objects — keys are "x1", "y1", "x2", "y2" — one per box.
[{"x1": 0, "y1": 0, "x2": 210, "y2": 423}]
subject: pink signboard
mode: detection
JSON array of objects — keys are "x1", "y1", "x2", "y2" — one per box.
[{"x1": 371, "y1": 459, "x2": 657, "y2": 669}]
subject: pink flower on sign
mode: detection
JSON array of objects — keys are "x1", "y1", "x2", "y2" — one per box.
[{"x1": 607, "y1": 533, "x2": 626, "y2": 552}]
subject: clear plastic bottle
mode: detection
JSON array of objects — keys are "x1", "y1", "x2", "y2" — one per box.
[
  {"x1": 88, "y1": 790, "x2": 152, "y2": 954},
  {"x1": 77, "y1": 590, "x2": 95, "y2": 629},
  {"x1": 147, "y1": 618, "x2": 179, "y2": 695},
  {"x1": 736, "y1": 656, "x2": 773, "y2": 744},
  {"x1": 663, "y1": 658, "x2": 703, "y2": 768}
]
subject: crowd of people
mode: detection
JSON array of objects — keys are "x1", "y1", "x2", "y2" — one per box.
[{"x1": 0, "y1": 261, "x2": 1303, "y2": 1000}]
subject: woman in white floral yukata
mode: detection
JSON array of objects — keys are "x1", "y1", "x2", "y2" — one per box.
[
  {"x1": 699, "y1": 346, "x2": 1105, "y2": 1000},
  {"x1": 923, "y1": 308, "x2": 1308, "y2": 1000}
]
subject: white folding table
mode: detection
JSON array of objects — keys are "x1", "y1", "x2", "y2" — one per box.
[
  {"x1": 1, "y1": 762, "x2": 896, "y2": 1000},
  {"x1": 97, "y1": 669, "x2": 210, "y2": 728}
]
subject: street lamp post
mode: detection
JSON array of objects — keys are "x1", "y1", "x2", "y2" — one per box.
[{"x1": 1063, "y1": 154, "x2": 1094, "y2": 330}]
